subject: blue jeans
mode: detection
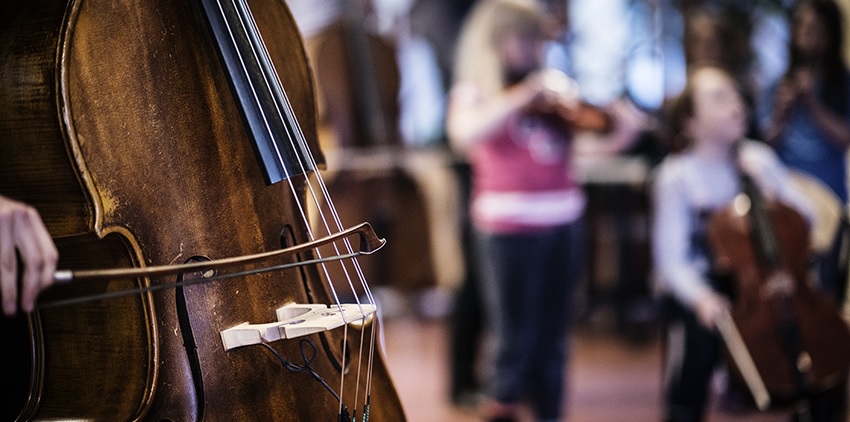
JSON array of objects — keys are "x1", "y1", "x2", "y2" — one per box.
[{"x1": 473, "y1": 222, "x2": 584, "y2": 420}]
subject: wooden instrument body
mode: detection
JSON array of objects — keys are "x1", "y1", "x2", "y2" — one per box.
[
  {"x1": 313, "y1": 20, "x2": 401, "y2": 149},
  {"x1": 307, "y1": 8, "x2": 439, "y2": 295},
  {"x1": 0, "y1": 0, "x2": 404, "y2": 420},
  {"x1": 708, "y1": 192, "x2": 850, "y2": 401}
]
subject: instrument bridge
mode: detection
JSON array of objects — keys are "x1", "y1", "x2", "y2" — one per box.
[{"x1": 220, "y1": 303, "x2": 377, "y2": 350}]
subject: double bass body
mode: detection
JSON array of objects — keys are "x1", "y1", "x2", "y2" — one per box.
[{"x1": 0, "y1": 0, "x2": 404, "y2": 420}]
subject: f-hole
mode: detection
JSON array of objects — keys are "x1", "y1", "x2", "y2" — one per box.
[
  {"x1": 280, "y1": 225, "x2": 351, "y2": 374},
  {"x1": 175, "y1": 256, "x2": 214, "y2": 420}
]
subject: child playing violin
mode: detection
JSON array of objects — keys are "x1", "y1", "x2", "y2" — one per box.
[{"x1": 446, "y1": 0, "x2": 639, "y2": 420}]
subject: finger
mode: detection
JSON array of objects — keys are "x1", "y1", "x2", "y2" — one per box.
[
  {"x1": 0, "y1": 211, "x2": 18, "y2": 316},
  {"x1": 14, "y1": 207, "x2": 55, "y2": 313},
  {"x1": 26, "y1": 208, "x2": 58, "y2": 287}
]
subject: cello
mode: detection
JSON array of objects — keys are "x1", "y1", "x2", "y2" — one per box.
[
  {"x1": 0, "y1": 0, "x2": 405, "y2": 420},
  {"x1": 307, "y1": 0, "x2": 441, "y2": 296},
  {"x1": 706, "y1": 158, "x2": 850, "y2": 414}
]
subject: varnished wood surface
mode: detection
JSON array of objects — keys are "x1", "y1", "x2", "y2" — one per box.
[{"x1": 0, "y1": 0, "x2": 404, "y2": 420}]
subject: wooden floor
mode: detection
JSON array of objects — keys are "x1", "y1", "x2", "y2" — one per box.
[{"x1": 381, "y1": 306, "x2": 845, "y2": 422}]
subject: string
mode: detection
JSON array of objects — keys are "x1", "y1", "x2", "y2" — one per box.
[
  {"x1": 235, "y1": 9, "x2": 382, "y2": 410},
  {"x1": 215, "y1": 0, "x2": 348, "y2": 317},
  {"x1": 230, "y1": 0, "x2": 377, "y2": 321},
  {"x1": 220, "y1": 0, "x2": 355, "y2": 413},
  {"x1": 233, "y1": 1, "x2": 382, "y2": 413},
  {"x1": 219, "y1": 0, "x2": 380, "y2": 415},
  {"x1": 266, "y1": 43, "x2": 380, "y2": 421}
]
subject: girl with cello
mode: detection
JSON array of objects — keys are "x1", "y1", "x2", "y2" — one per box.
[{"x1": 652, "y1": 64, "x2": 847, "y2": 422}]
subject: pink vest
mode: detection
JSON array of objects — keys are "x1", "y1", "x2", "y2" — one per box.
[{"x1": 469, "y1": 112, "x2": 584, "y2": 233}]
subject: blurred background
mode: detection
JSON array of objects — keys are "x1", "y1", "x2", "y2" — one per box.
[{"x1": 282, "y1": 0, "x2": 850, "y2": 420}]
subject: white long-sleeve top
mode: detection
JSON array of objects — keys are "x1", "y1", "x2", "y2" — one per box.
[{"x1": 650, "y1": 140, "x2": 816, "y2": 309}]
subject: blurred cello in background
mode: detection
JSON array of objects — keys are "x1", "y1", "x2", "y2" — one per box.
[
  {"x1": 707, "y1": 164, "x2": 850, "y2": 415},
  {"x1": 0, "y1": 0, "x2": 405, "y2": 420},
  {"x1": 306, "y1": 0, "x2": 439, "y2": 300}
]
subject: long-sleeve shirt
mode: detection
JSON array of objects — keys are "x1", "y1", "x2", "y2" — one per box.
[{"x1": 650, "y1": 139, "x2": 815, "y2": 308}]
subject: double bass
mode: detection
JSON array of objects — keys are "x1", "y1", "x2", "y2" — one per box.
[
  {"x1": 706, "y1": 161, "x2": 850, "y2": 413},
  {"x1": 307, "y1": 1, "x2": 440, "y2": 295},
  {"x1": 0, "y1": 0, "x2": 405, "y2": 420}
]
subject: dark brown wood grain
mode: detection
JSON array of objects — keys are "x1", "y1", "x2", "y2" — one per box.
[{"x1": 0, "y1": 0, "x2": 405, "y2": 420}]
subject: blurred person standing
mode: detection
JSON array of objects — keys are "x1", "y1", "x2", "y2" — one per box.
[
  {"x1": 760, "y1": 0, "x2": 850, "y2": 204},
  {"x1": 759, "y1": 0, "x2": 850, "y2": 305},
  {"x1": 445, "y1": 0, "x2": 631, "y2": 419}
]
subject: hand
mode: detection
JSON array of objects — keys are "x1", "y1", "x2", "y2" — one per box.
[
  {"x1": 608, "y1": 98, "x2": 644, "y2": 140},
  {"x1": 0, "y1": 195, "x2": 58, "y2": 316},
  {"x1": 792, "y1": 68, "x2": 817, "y2": 107},
  {"x1": 526, "y1": 69, "x2": 580, "y2": 114},
  {"x1": 772, "y1": 78, "x2": 799, "y2": 122},
  {"x1": 693, "y1": 290, "x2": 730, "y2": 330}
]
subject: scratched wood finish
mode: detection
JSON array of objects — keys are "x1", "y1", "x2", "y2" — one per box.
[{"x1": 0, "y1": 0, "x2": 405, "y2": 420}]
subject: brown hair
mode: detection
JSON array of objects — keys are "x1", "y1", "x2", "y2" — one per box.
[
  {"x1": 787, "y1": 0, "x2": 848, "y2": 114},
  {"x1": 663, "y1": 66, "x2": 743, "y2": 152}
]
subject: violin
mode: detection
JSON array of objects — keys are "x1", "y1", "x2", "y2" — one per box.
[
  {"x1": 706, "y1": 161, "x2": 850, "y2": 412},
  {"x1": 531, "y1": 68, "x2": 613, "y2": 134},
  {"x1": 0, "y1": 0, "x2": 405, "y2": 420},
  {"x1": 554, "y1": 101, "x2": 613, "y2": 133}
]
